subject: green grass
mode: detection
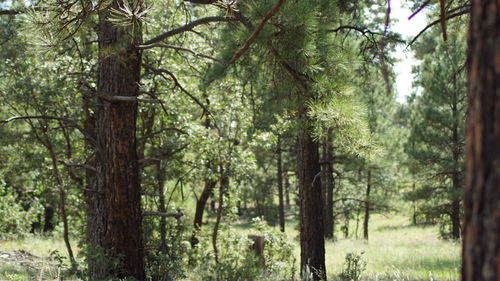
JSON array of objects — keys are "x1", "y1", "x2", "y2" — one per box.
[
  {"x1": 233, "y1": 214, "x2": 460, "y2": 281},
  {"x1": 0, "y1": 214, "x2": 459, "y2": 281},
  {"x1": 0, "y1": 235, "x2": 79, "y2": 280}
]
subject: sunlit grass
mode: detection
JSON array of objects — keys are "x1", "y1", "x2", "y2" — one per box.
[
  {"x1": 233, "y1": 213, "x2": 460, "y2": 281},
  {"x1": 0, "y1": 214, "x2": 459, "y2": 280}
]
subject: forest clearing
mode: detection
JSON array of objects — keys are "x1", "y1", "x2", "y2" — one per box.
[
  {"x1": 1, "y1": 214, "x2": 460, "y2": 281},
  {"x1": 0, "y1": 0, "x2": 498, "y2": 280}
]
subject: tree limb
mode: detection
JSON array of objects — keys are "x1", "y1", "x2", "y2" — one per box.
[
  {"x1": 144, "y1": 16, "x2": 238, "y2": 46},
  {"x1": 58, "y1": 160, "x2": 97, "y2": 172},
  {"x1": 138, "y1": 43, "x2": 227, "y2": 65},
  {"x1": 229, "y1": 0, "x2": 286, "y2": 64},
  {"x1": 142, "y1": 211, "x2": 183, "y2": 218},
  {"x1": 407, "y1": 8, "x2": 470, "y2": 47}
]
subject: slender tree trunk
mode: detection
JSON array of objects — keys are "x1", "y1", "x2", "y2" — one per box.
[
  {"x1": 462, "y1": 0, "x2": 500, "y2": 279},
  {"x1": 46, "y1": 146, "x2": 76, "y2": 267},
  {"x1": 412, "y1": 175, "x2": 417, "y2": 225},
  {"x1": 192, "y1": 112, "x2": 217, "y2": 246},
  {"x1": 363, "y1": 170, "x2": 371, "y2": 240},
  {"x1": 298, "y1": 129, "x2": 326, "y2": 280},
  {"x1": 277, "y1": 135, "x2": 285, "y2": 232},
  {"x1": 213, "y1": 168, "x2": 229, "y2": 264},
  {"x1": 191, "y1": 173, "x2": 217, "y2": 246},
  {"x1": 156, "y1": 163, "x2": 167, "y2": 251},
  {"x1": 88, "y1": 1, "x2": 145, "y2": 279},
  {"x1": 321, "y1": 134, "x2": 335, "y2": 239},
  {"x1": 284, "y1": 170, "x2": 291, "y2": 208},
  {"x1": 450, "y1": 98, "x2": 461, "y2": 240}
]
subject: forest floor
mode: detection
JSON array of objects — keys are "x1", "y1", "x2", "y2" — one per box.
[{"x1": 0, "y1": 214, "x2": 459, "y2": 281}]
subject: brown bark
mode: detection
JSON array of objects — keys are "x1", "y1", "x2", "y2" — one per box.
[
  {"x1": 462, "y1": 0, "x2": 500, "y2": 280},
  {"x1": 277, "y1": 135, "x2": 285, "y2": 232},
  {"x1": 87, "y1": 0, "x2": 145, "y2": 279},
  {"x1": 298, "y1": 128, "x2": 326, "y2": 280}
]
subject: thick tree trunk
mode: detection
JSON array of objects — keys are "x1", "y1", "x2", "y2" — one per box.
[
  {"x1": 298, "y1": 129, "x2": 326, "y2": 280},
  {"x1": 87, "y1": 1, "x2": 145, "y2": 279},
  {"x1": 462, "y1": 1, "x2": 500, "y2": 280},
  {"x1": 363, "y1": 170, "x2": 371, "y2": 240},
  {"x1": 321, "y1": 135, "x2": 335, "y2": 239},
  {"x1": 277, "y1": 135, "x2": 285, "y2": 232}
]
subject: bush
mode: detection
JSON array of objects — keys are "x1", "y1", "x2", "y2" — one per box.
[
  {"x1": 188, "y1": 217, "x2": 295, "y2": 281},
  {"x1": 0, "y1": 183, "x2": 42, "y2": 238}
]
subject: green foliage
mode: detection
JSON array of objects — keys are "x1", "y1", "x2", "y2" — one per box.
[
  {"x1": 188, "y1": 218, "x2": 295, "y2": 281},
  {"x1": 338, "y1": 252, "x2": 367, "y2": 281},
  {"x1": 0, "y1": 182, "x2": 42, "y2": 238}
]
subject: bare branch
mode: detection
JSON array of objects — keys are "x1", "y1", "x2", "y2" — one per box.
[
  {"x1": 58, "y1": 161, "x2": 97, "y2": 172},
  {"x1": 229, "y1": 0, "x2": 286, "y2": 64},
  {"x1": 138, "y1": 43, "x2": 227, "y2": 65},
  {"x1": 184, "y1": 0, "x2": 218, "y2": 4},
  {"x1": 139, "y1": 127, "x2": 188, "y2": 141},
  {"x1": 142, "y1": 63, "x2": 213, "y2": 117},
  {"x1": 144, "y1": 16, "x2": 238, "y2": 46},
  {"x1": 142, "y1": 211, "x2": 183, "y2": 218},
  {"x1": 96, "y1": 94, "x2": 163, "y2": 103},
  {"x1": 408, "y1": 0, "x2": 431, "y2": 20},
  {"x1": 1, "y1": 115, "x2": 96, "y2": 146},
  {"x1": 407, "y1": 8, "x2": 470, "y2": 47}
]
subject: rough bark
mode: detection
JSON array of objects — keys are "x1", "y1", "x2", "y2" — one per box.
[
  {"x1": 462, "y1": 0, "x2": 500, "y2": 280},
  {"x1": 87, "y1": 1, "x2": 145, "y2": 279},
  {"x1": 298, "y1": 128, "x2": 326, "y2": 280},
  {"x1": 277, "y1": 135, "x2": 285, "y2": 232}
]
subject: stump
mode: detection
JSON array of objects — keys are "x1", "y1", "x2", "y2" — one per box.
[{"x1": 248, "y1": 234, "x2": 265, "y2": 258}]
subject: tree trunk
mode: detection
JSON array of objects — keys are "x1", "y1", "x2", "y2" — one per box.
[
  {"x1": 191, "y1": 173, "x2": 217, "y2": 246},
  {"x1": 284, "y1": 170, "x2": 291, "y2": 208},
  {"x1": 156, "y1": 163, "x2": 167, "y2": 252},
  {"x1": 462, "y1": 0, "x2": 500, "y2": 280},
  {"x1": 213, "y1": 168, "x2": 229, "y2": 264},
  {"x1": 363, "y1": 170, "x2": 371, "y2": 240},
  {"x1": 298, "y1": 129, "x2": 326, "y2": 280},
  {"x1": 321, "y1": 135, "x2": 335, "y2": 239},
  {"x1": 88, "y1": 1, "x2": 145, "y2": 279},
  {"x1": 277, "y1": 135, "x2": 285, "y2": 232}
]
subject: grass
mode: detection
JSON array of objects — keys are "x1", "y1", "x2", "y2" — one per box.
[
  {"x1": 0, "y1": 235, "x2": 79, "y2": 280},
  {"x1": 233, "y1": 213, "x2": 460, "y2": 281},
  {"x1": 0, "y1": 214, "x2": 460, "y2": 281}
]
